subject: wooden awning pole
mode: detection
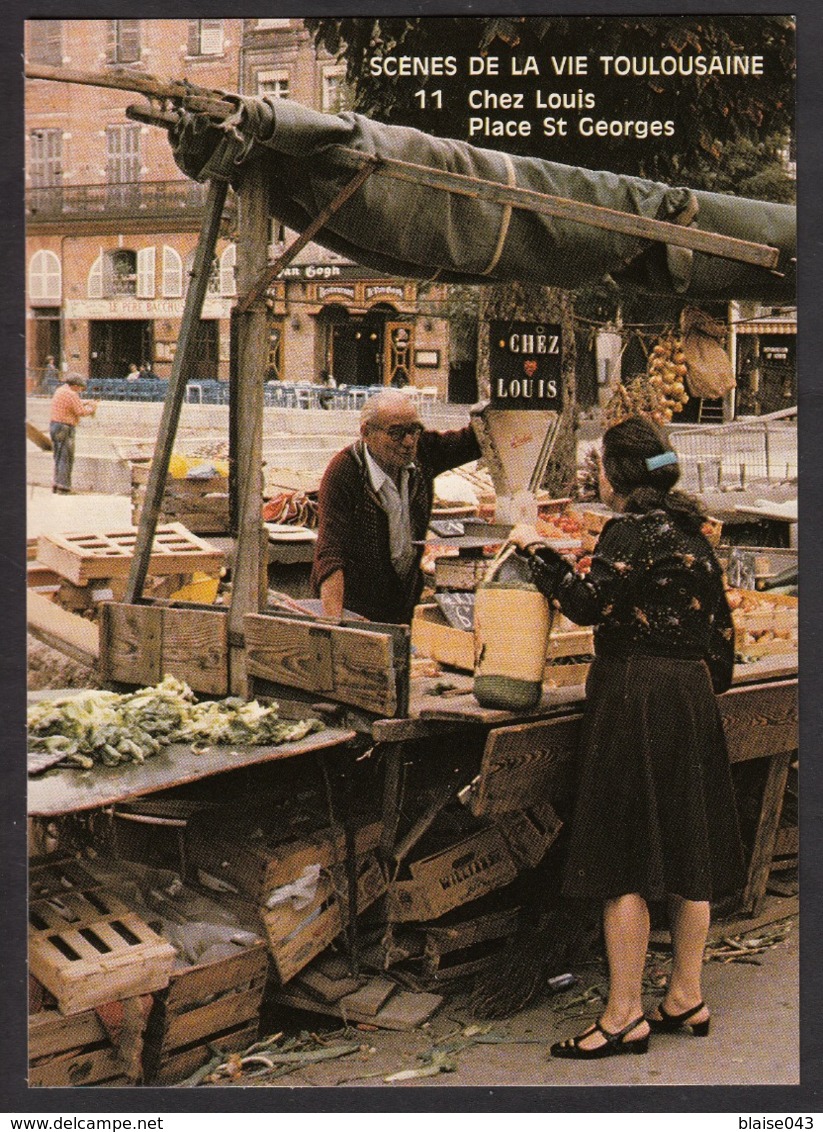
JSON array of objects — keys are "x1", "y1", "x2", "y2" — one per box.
[
  {"x1": 124, "y1": 178, "x2": 229, "y2": 603},
  {"x1": 228, "y1": 163, "x2": 269, "y2": 696}
]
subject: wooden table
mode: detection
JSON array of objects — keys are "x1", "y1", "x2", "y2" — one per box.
[
  {"x1": 372, "y1": 656, "x2": 798, "y2": 916},
  {"x1": 28, "y1": 727, "x2": 357, "y2": 818}
]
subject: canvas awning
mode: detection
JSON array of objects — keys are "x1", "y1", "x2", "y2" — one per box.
[{"x1": 171, "y1": 96, "x2": 796, "y2": 304}]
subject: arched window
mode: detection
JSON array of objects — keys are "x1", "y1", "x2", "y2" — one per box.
[
  {"x1": 29, "y1": 249, "x2": 61, "y2": 303},
  {"x1": 220, "y1": 244, "x2": 237, "y2": 297},
  {"x1": 184, "y1": 250, "x2": 221, "y2": 296},
  {"x1": 88, "y1": 253, "x2": 103, "y2": 299},
  {"x1": 162, "y1": 246, "x2": 183, "y2": 298}
]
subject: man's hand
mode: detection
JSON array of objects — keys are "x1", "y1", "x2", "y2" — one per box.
[{"x1": 319, "y1": 569, "x2": 345, "y2": 623}]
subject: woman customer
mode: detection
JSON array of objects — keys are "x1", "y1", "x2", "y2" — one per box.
[{"x1": 511, "y1": 414, "x2": 744, "y2": 1059}]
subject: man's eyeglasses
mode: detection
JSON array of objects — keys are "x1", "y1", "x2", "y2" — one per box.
[{"x1": 375, "y1": 423, "x2": 424, "y2": 442}]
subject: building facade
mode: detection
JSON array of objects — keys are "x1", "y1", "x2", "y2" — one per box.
[{"x1": 25, "y1": 18, "x2": 453, "y2": 395}]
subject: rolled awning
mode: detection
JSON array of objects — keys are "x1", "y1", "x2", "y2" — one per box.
[{"x1": 171, "y1": 97, "x2": 796, "y2": 304}]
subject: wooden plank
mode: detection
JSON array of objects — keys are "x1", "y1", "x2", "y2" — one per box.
[
  {"x1": 27, "y1": 728, "x2": 357, "y2": 818},
  {"x1": 272, "y1": 985, "x2": 443, "y2": 1031},
  {"x1": 30, "y1": 1043, "x2": 128, "y2": 1088},
  {"x1": 741, "y1": 749, "x2": 792, "y2": 916},
  {"x1": 229, "y1": 160, "x2": 269, "y2": 695},
  {"x1": 719, "y1": 680, "x2": 798, "y2": 763},
  {"x1": 336, "y1": 976, "x2": 395, "y2": 1018},
  {"x1": 29, "y1": 1008, "x2": 108, "y2": 1060},
  {"x1": 163, "y1": 942, "x2": 268, "y2": 1012},
  {"x1": 145, "y1": 1020, "x2": 259, "y2": 1086},
  {"x1": 469, "y1": 715, "x2": 582, "y2": 818},
  {"x1": 27, "y1": 590, "x2": 99, "y2": 668},
  {"x1": 160, "y1": 977, "x2": 266, "y2": 1051},
  {"x1": 125, "y1": 178, "x2": 229, "y2": 603},
  {"x1": 99, "y1": 602, "x2": 161, "y2": 686},
  {"x1": 245, "y1": 614, "x2": 334, "y2": 695},
  {"x1": 161, "y1": 605, "x2": 228, "y2": 696},
  {"x1": 338, "y1": 147, "x2": 781, "y2": 269},
  {"x1": 245, "y1": 615, "x2": 400, "y2": 716}
]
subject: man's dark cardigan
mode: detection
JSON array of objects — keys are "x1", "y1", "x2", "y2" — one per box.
[{"x1": 311, "y1": 427, "x2": 480, "y2": 623}]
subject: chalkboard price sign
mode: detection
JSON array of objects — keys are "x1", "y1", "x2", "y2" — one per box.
[{"x1": 435, "y1": 591, "x2": 475, "y2": 631}]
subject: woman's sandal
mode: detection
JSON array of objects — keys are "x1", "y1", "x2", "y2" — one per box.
[
  {"x1": 550, "y1": 1016, "x2": 650, "y2": 1060},
  {"x1": 646, "y1": 1001, "x2": 710, "y2": 1037}
]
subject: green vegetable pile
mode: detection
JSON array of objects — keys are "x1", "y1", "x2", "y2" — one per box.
[{"x1": 28, "y1": 675, "x2": 325, "y2": 769}]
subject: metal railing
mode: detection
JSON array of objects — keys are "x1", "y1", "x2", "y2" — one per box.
[{"x1": 26, "y1": 179, "x2": 215, "y2": 223}]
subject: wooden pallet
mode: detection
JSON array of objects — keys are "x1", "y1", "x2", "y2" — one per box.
[
  {"x1": 36, "y1": 524, "x2": 224, "y2": 586},
  {"x1": 29, "y1": 888, "x2": 176, "y2": 1015}
]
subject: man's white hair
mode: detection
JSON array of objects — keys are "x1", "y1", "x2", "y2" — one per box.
[{"x1": 360, "y1": 389, "x2": 418, "y2": 430}]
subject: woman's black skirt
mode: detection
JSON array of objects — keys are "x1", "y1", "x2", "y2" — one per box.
[{"x1": 561, "y1": 654, "x2": 746, "y2": 903}]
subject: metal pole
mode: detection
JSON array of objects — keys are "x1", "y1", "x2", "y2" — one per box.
[{"x1": 124, "y1": 178, "x2": 229, "y2": 603}]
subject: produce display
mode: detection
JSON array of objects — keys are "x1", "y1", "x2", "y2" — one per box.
[
  {"x1": 646, "y1": 334, "x2": 690, "y2": 420},
  {"x1": 727, "y1": 588, "x2": 798, "y2": 663},
  {"x1": 27, "y1": 676, "x2": 324, "y2": 770}
]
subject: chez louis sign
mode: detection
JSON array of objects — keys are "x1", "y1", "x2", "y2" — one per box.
[{"x1": 489, "y1": 321, "x2": 563, "y2": 409}]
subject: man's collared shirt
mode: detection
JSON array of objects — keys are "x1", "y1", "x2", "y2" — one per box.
[{"x1": 363, "y1": 445, "x2": 417, "y2": 579}]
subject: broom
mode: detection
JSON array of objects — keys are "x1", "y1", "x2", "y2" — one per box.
[{"x1": 469, "y1": 842, "x2": 600, "y2": 1019}]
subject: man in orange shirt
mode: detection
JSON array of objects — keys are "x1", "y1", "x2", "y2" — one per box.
[{"x1": 49, "y1": 374, "x2": 98, "y2": 494}]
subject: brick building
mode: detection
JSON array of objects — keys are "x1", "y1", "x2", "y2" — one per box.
[{"x1": 25, "y1": 18, "x2": 453, "y2": 395}]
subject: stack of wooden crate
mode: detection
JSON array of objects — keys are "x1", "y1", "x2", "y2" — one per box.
[
  {"x1": 130, "y1": 461, "x2": 230, "y2": 535},
  {"x1": 188, "y1": 810, "x2": 385, "y2": 987}
]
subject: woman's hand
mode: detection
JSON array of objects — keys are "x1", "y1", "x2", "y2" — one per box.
[{"x1": 509, "y1": 524, "x2": 545, "y2": 552}]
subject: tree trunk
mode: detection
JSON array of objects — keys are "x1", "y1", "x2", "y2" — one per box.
[{"x1": 476, "y1": 283, "x2": 578, "y2": 498}]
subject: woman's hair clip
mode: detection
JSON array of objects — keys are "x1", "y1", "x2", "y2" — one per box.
[{"x1": 645, "y1": 451, "x2": 678, "y2": 471}]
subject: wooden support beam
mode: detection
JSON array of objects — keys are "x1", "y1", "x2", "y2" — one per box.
[
  {"x1": 228, "y1": 163, "x2": 268, "y2": 696},
  {"x1": 124, "y1": 178, "x2": 229, "y2": 603},
  {"x1": 336, "y1": 148, "x2": 782, "y2": 270}
]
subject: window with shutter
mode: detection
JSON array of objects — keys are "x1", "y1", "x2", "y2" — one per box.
[
  {"x1": 29, "y1": 251, "x2": 62, "y2": 304},
  {"x1": 137, "y1": 247, "x2": 156, "y2": 299},
  {"x1": 162, "y1": 247, "x2": 183, "y2": 298},
  {"x1": 88, "y1": 254, "x2": 103, "y2": 299},
  {"x1": 220, "y1": 245, "x2": 237, "y2": 296},
  {"x1": 29, "y1": 130, "x2": 63, "y2": 187},
  {"x1": 106, "y1": 19, "x2": 141, "y2": 64},
  {"x1": 28, "y1": 21, "x2": 62, "y2": 65},
  {"x1": 188, "y1": 19, "x2": 223, "y2": 56}
]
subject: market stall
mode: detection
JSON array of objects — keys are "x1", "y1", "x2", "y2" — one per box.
[{"x1": 25, "y1": 67, "x2": 798, "y2": 1086}]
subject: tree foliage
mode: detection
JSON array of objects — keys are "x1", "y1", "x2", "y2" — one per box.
[{"x1": 306, "y1": 15, "x2": 795, "y2": 195}]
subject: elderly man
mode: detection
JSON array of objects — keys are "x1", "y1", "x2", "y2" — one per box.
[
  {"x1": 311, "y1": 389, "x2": 482, "y2": 623},
  {"x1": 49, "y1": 373, "x2": 98, "y2": 494}
]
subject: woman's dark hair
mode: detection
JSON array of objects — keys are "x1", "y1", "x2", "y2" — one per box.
[{"x1": 602, "y1": 415, "x2": 705, "y2": 528}]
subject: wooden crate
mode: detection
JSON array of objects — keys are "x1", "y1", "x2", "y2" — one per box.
[
  {"x1": 29, "y1": 887, "x2": 176, "y2": 1015},
  {"x1": 37, "y1": 524, "x2": 224, "y2": 586},
  {"x1": 419, "y1": 906, "x2": 520, "y2": 985},
  {"x1": 245, "y1": 612, "x2": 409, "y2": 717},
  {"x1": 29, "y1": 1005, "x2": 137, "y2": 1087},
  {"x1": 189, "y1": 817, "x2": 382, "y2": 904},
  {"x1": 99, "y1": 601, "x2": 228, "y2": 695},
  {"x1": 732, "y1": 591, "x2": 798, "y2": 660},
  {"x1": 262, "y1": 852, "x2": 386, "y2": 985},
  {"x1": 493, "y1": 800, "x2": 564, "y2": 869},
  {"x1": 131, "y1": 462, "x2": 230, "y2": 535},
  {"x1": 142, "y1": 941, "x2": 269, "y2": 1085},
  {"x1": 388, "y1": 827, "x2": 519, "y2": 923}
]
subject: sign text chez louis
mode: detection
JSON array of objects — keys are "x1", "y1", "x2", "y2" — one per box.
[{"x1": 489, "y1": 321, "x2": 563, "y2": 409}]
